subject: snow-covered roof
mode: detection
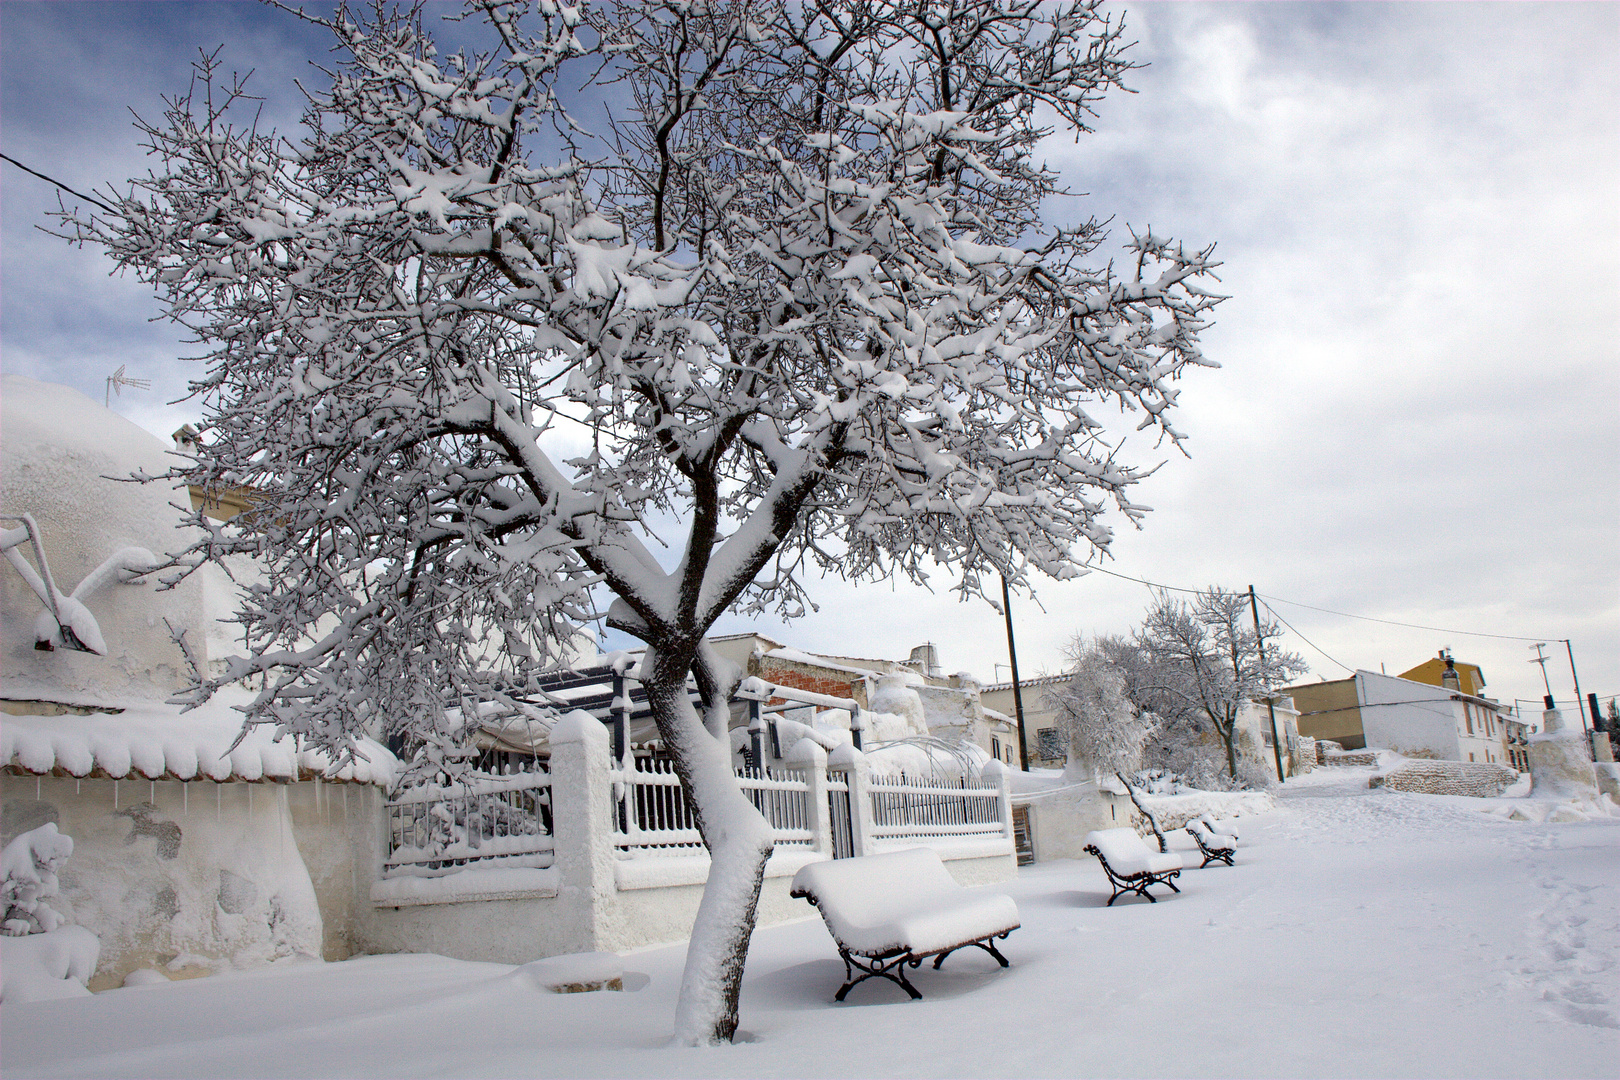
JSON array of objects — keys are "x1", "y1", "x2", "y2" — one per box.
[
  {"x1": 978, "y1": 673, "x2": 1070, "y2": 694},
  {"x1": 2, "y1": 690, "x2": 397, "y2": 786}
]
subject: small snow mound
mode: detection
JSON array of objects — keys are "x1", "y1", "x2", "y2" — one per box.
[
  {"x1": 122, "y1": 967, "x2": 170, "y2": 988},
  {"x1": 512, "y1": 951, "x2": 624, "y2": 993},
  {"x1": 0, "y1": 925, "x2": 101, "y2": 1003}
]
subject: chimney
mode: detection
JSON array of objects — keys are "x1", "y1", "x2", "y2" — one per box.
[
  {"x1": 1440, "y1": 650, "x2": 1461, "y2": 692},
  {"x1": 908, "y1": 643, "x2": 941, "y2": 679}
]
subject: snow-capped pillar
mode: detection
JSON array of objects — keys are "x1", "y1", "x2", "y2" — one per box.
[
  {"x1": 830, "y1": 744, "x2": 873, "y2": 857},
  {"x1": 981, "y1": 759, "x2": 1014, "y2": 841},
  {"x1": 787, "y1": 739, "x2": 833, "y2": 857},
  {"x1": 548, "y1": 710, "x2": 616, "y2": 952}
]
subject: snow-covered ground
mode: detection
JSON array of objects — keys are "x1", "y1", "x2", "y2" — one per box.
[{"x1": 4, "y1": 765, "x2": 1615, "y2": 1078}]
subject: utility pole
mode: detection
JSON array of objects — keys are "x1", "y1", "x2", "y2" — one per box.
[
  {"x1": 1248, "y1": 585, "x2": 1286, "y2": 784},
  {"x1": 1001, "y1": 574, "x2": 1030, "y2": 771},
  {"x1": 1563, "y1": 639, "x2": 1589, "y2": 734}
]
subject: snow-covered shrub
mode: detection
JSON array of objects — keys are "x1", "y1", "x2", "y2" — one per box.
[{"x1": 2, "y1": 823, "x2": 74, "y2": 936}]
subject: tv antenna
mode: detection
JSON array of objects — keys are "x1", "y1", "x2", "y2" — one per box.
[
  {"x1": 105, "y1": 364, "x2": 151, "y2": 407},
  {"x1": 1528, "y1": 642, "x2": 1554, "y2": 699}
]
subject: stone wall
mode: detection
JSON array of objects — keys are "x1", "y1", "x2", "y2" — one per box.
[
  {"x1": 1323, "y1": 749, "x2": 1380, "y2": 768},
  {"x1": 1373, "y1": 760, "x2": 1520, "y2": 798}
]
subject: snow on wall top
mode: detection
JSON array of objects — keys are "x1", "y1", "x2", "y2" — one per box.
[
  {"x1": 1, "y1": 376, "x2": 205, "y2": 703},
  {"x1": 2, "y1": 689, "x2": 397, "y2": 786}
]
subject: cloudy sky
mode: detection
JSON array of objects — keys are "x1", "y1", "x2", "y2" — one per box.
[{"x1": 3, "y1": 2, "x2": 1616, "y2": 720}]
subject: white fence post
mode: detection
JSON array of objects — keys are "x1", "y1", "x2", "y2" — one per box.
[
  {"x1": 548, "y1": 711, "x2": 615, "y2": 951},
  {"x1": 787, "y1": 738, "x2": 832, "y2": 857},
  {"x1": 830, "y1": 743, "x2": 873, "y2": 857}
]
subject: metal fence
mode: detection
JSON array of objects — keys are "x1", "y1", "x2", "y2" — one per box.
[
  {"x1": 383, "y1": 768, "x2": 553, "y2": 878},
  {"x1": 866, "y1": 770, "x2": 1005, "y2": 844},
  {"x1": 611, "y1": 756, "x2": 816, "y2": 855}
]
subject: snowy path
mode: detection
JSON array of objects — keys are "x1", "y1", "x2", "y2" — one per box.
[{"x1": 4, "y1": 772, "x2": 1615, "y2": 1078}]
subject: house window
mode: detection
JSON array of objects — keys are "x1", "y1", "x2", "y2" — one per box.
[
  {"x1": 1464, "y1": 706, "x2": 1474, "y2": 735},
  {"x1": 992, "y1": 736, "x2": 1001, "y2": 761},
  {"x1": 1037, "y1": 728, "x2": 1064, "y2": 760}
]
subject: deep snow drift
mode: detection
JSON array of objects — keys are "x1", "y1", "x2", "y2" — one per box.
[{"x1": 2, "y1": 764, "x2": 1614, "y2": 1079}]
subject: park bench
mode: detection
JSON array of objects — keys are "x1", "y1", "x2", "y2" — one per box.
[
  {"x1": 789, "y1": 847, "x2": 1020, "y2": 1002},
  {"x1": 1185, "y1": 814, "x2": 1239, "y2": 868},
  {"x1": 1083, "y1": 827, "x2": 1183, "y2": 905}
]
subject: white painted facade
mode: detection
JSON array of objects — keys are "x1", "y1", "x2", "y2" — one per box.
[{"x1": 1355, "y1": 670, "x2": 1509, "y2": 765}]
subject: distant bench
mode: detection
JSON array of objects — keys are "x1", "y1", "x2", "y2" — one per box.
[
  {"x1": 790, "y1": 848, "x2": 1020, "y2": 1001},
  {"x1": 1083, "y1": 827, "x2": 1183, "y2": 905},
  {"x1": 1186, "y1": 814, "x2": 1238, "y2": 868}
]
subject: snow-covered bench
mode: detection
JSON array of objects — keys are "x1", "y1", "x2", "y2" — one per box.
[
  {"x1": 1083, "y1": 827, "x2": 1182, "y2": 905},
  {"x1": 789, "y1": 848, "x2": 1020, "y2": 1002},
  {"x1": 1185, "y1": 814, "x2": 1238, "y2": 868}
]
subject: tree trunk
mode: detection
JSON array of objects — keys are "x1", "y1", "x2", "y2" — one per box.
[
  {"x1": 643, "y1": 664, "x2": 774, "y2": 1045},
  {"x1": 1221, "y1": 725, "x2": 1239, "y2": 782},
  {"x1": 1117, "y1": 771, "x2": 1167, "y2": 853}
]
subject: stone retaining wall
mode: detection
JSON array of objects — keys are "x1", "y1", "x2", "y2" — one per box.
[
  {"x1": 1323, "y1": 750, "x2": 1380, "y2": 768},
  {"x1": 1372, "y1": 760, "x2": 1520, "y2": 798}
]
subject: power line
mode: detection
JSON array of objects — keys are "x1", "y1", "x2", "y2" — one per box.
[
  {"x1": 1081, "y1": 561, "x2": 1203, "y2": 595},
  {"x1": 1254, "y1": 592, "x2": 1554, "y2": 643},
  {"x1": 1258, "y1": 599, "x2": 1354, "y2": 675},
  {"x1": 1082, "y1": 559, "x2": 1563, "y2": 644},
  {"x1": 1, "y1": 153, "x2": 119, "y2": 215}
]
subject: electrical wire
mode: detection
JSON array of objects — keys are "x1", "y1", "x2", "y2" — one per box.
[
  {"x1": 1257, "y1": 599, "x2": 1354, "y2": 675},
  {"x1": 1083, "y1": 561, "x2": 1564, "y2": 644},
  {"x1": 1254, "y1": 593, "x2": 1556, "y2": 643},
  {"x1": 1079, "y1": 561, "x2": 1204, "y2": 595}
]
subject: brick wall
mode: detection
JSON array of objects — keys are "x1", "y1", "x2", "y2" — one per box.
[
  {"x1": 1373, "y1": 760, "x2": 1520, "y2": 798},
  {"x1": 753, "y1": 659, "x2": 860, "y2": 706}
]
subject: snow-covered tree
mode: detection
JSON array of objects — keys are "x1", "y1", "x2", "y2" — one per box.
[
  {"x1": 1134, "y1": 589, "x2": 1308, "y2": 783},
  {"x1": 60, "y1": 0, "x2": 1220, "y2": 1043},
  {"x1": 1047, "y1": 637, "x2": 1165, "y2": 849}
]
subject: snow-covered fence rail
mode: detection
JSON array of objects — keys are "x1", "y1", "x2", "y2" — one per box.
[
  {"x1": 866, "y1": 771, "x2": 1006, "y2": 844},
  {"x1": 611, "y1": 757, "x2": 815, "y2": 855},
  {"x1": 383, "y1": 768, "x2": 553, "y2": 879},
  {"x1": 611, "y1": 752, "x2": 1010, "y2": 860}
]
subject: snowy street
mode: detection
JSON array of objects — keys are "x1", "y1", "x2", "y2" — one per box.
[{"x1": 3, "y1": 766, "x2": 1614, "y2": 1079}]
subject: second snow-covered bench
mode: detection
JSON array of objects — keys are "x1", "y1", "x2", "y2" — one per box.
[
  {"x1": 789, "y1": 848, "x2": 1020, "y2": 1002},
  {"x1": 1083, "y1": 827, "x2": 1183, "y2": 905},
  {"x1": 1186, "y1": 814, "x2": 1239, "y2": 868}
]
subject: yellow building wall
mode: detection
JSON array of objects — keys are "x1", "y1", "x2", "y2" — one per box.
[
  {"x1": 1287, "y1": 678, "x2": 1366, "y2": 749},
  {"x1": 1399, "y1": 656, "x2": 1487, "y2": 698}
]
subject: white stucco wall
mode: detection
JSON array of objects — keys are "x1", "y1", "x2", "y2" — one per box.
[
  {"x1": 0, "y1": 774, "x2": 377, "y2": 990},
  {"x1": 1355, "y1": 671, "x2": 1463, "y2": 759}
]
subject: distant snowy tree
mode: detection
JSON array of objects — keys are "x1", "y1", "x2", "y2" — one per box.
[
  {"x1": 1047, "y1": 638, "x2": 1166, "y2": 850},
  {"x1": 60, "y1": 0, "x2": 1221, "y2": 1043},
  {"x1": 1134, "y1": 589, "x2": 1308, "y2": 784}
]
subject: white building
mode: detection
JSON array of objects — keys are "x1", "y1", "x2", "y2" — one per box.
[{"x1": 1287, "y1": 670, "x2": 1515, "y2": 766}]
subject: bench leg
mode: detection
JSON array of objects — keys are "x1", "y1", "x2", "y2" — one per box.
[
  {"x1": 930, "y1": 932, "x2": 1012, "y2": 971},
  {"x1": 834, "y1": 948, "x2": 923, "y2": 1002}
]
